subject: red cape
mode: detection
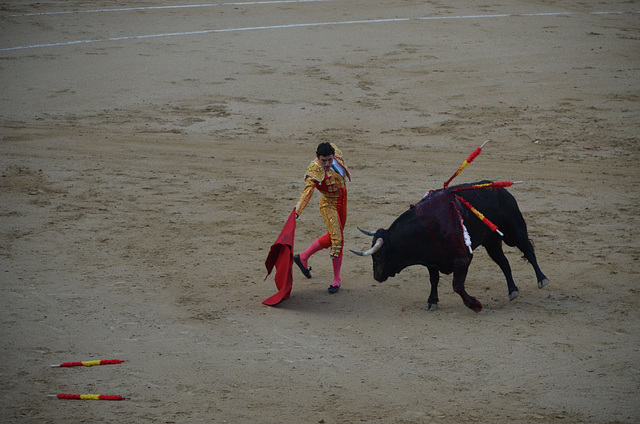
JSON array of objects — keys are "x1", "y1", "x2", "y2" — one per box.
[{"x1": 262, "y1": 209, "x2": 296, "y2": 306}]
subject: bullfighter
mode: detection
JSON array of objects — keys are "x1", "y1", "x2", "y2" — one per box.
[{"x1": 294, "y1": 142, "x2": 350, "y2": 294}]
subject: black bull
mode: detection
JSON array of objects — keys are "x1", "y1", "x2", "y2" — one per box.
[{"x1": 351, "y1": 181, "x2": 549, "y2": 312}]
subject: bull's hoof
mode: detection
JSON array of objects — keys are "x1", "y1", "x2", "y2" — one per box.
[
  {"x1": 468, "y1": 298, "x2": 482, "y2": 313},
  {"x1": 538, "y1": 278, "x2": 549, "y2": 289},
  {"x1": 509, "y1": 290, "x2": 519, "y2": 301},
  {"x1": 424, "y1": 302, "x2": 437, "y2": 311}
]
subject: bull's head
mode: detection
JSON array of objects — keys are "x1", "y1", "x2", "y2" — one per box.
[{"x1": 350, "y1": 227, "x2": 393, "y2": 282}]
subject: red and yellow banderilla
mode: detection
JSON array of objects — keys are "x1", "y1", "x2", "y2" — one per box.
[
  {"x1": 451, "y1": 180, "x2": 522, "y2": 192},
  {"x1": 454, "y1": 194, "x2": 504, "y2": 236},
  {"x1": 49, "y1": 393, "x2": 126, "y2": 401},
  {"x1": 443, "y1": 140, "x2": 489, "y2": 188},
  {"x1": 51, "y1": 359, "x2": 124, "y2": 368}
]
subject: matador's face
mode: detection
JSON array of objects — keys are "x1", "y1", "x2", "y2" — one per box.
[{"x1": 317, "y1": 154, "x2": 335, "y2": 173}]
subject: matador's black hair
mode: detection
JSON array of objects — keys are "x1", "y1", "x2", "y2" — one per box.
[{"x1": 316, "y1": 142, "x2": 335, "y2": 157}]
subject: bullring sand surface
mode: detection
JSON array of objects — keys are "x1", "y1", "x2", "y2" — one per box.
[{"x1": 1, "y1": 1, "x2": 638, "y2": 422}]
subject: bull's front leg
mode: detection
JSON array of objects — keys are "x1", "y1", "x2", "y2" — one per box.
[
  {"x1": 452, "y1": 258, "x2": 482, "y2": 313},
  {"x1": 424, "y1": 266, "x2": 440, "y2": 311}
]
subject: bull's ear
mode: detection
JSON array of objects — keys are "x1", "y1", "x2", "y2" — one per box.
[{"x1": 357, "y1": 227, "x2": 377, "y2": 236}]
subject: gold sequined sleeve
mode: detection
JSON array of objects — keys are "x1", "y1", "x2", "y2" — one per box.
[{"x1": 295, "y1": 177, "x2": 316, "y2": 217}]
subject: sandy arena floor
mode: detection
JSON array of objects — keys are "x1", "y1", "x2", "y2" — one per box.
[{"x1": 1, "y1": 1, "x2": 639, "y2": 422}]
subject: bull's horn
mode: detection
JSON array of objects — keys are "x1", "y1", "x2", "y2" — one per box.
[
  {"x1": 357, "y1": 227, "x2": 377, "y2": 236},
  {"x1": 350, "y1": 238, "x2": 384, "y2": 256}
]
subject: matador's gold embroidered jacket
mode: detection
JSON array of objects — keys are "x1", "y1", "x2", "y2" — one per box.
[{"x1": 295, "y1": 144, "x2": 350, "y2": 217}]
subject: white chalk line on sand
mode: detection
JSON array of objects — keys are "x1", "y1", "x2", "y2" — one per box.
[
  {"x1": 0, "y1": 10, "x2": 635, "y2": 52},
  {"x1": 7, "y1": 0, "x2": 337, "y2": 17}
]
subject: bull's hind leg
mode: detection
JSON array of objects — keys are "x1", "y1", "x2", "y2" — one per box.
[
  {"x1": 484, "y1": 239, "x2": 520, "y2": 300},
  {"x1": 452, "y1": 258, "x2": 482, "y2": 313},
  {"x1": 424, "y1": 266, "x2": 440, "y2": 311},
  {"x1": 514, "y1": 236, "x2": 549, "y2": 289}
]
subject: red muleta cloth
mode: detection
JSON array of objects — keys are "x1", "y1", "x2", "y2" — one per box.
[{"x1": 262, "y1": 209, "x2": 297, "y2": 306}]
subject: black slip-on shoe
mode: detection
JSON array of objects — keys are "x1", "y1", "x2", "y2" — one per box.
[
  {"x1": 328, "y1": 284, "x2": 340, "y2": 294},
  {"x1": 294, "y1": 254, "x2": 312, "y2": 279}
]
